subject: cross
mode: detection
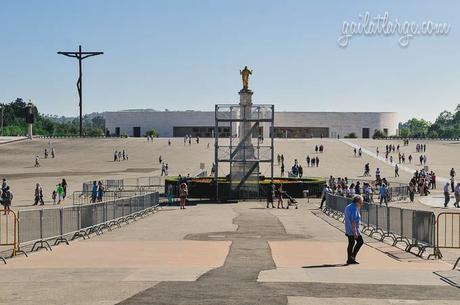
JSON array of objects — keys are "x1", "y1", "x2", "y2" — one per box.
[{"x1": 58, "y1": 45, "x2": 103, "y2": 136}]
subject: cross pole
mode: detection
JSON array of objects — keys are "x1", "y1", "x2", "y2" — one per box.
[{"x1": 58, "y1": 45, "x2": 103, "y2": 136}]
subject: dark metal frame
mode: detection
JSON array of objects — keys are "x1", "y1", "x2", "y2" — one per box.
[
  {"x1": 58, "y1": 45, "x2": 103, "y2": 136},
  {"x1": 214, "y1": 104, "x2": 274, "y2": 201}
]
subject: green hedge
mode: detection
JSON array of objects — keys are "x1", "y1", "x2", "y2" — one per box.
[{"x1": 165, "y1": 176, "x2": 325, "y2": 200}]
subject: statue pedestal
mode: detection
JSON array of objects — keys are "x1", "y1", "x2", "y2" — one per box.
[{"x1": 231, "y1": 89, "x2": 258, "y2": 182}]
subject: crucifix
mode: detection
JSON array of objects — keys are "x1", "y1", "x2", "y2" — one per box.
[{"x1": 58, "y1": 45, "x2": 103, "y2": 136}]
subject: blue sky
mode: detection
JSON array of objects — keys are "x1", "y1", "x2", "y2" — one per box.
[{"x1": 0, "y1": 1, "x2": 459, "y2": 122}]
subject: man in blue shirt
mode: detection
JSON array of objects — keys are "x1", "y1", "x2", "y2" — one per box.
[{"x1": 344, "y1": 195, "x2": 364, "y2": 265}]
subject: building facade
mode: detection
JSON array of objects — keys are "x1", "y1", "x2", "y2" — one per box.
[{"x1": 103, "y1": 110, "x2": 399, "y2": 138}]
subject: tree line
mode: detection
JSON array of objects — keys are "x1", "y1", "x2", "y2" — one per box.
[
  {"x1": 398, "y1": 104, "x2": 460, "y2": 138},
  {"x1": 0, "y1": 98, "x2": 105, "y2": 136}
]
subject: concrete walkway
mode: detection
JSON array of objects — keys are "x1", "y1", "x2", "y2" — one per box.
[{"x1": 1, "y1": 201, "x2": 459, "y2": 305}]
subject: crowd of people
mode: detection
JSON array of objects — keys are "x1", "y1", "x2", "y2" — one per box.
[
  {"x1": 158, "y1": 155, "x2": 170, "y2": 176},
  {"x1": 113, "y1": 150, "x2": 128, "y2": 161},
  {"x1": 277, "y1": 144, "x2": 324, "y2": 177},
  {"x1": 443, "y1": 168, "x2": 460, "y2": 208},
  {"x1": 90, "y1": 181, "x2": 105, "y2": 203},
  {"x1": 0, "y1": 178, "x2": 13, "y2": 214},
  {"x1": 321, "y1": 176, "x2": 386, "y2": 206}
]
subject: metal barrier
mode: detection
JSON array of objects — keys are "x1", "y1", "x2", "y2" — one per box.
[
  {"x1": 0, "y1": 211, "x2": 20, "y2": 263},
  {"x1": 434, "y1": 212, "x2": 460, "y2": 259},
  {"x1": 17, "y1": 192, "x2": 160, "y2": 253},
  {"x1": 72, "y1": 190, "x2": 152, "y2": 205},
  {"x1": 125, "y1": 176, "x2": 165, "y2": 188},
  {"x1": 324, "y1": 193, "x2": 435, "y2": 256},
  {"x1": 327, "y1": 178, "x2": 408, "y2": 202},
  {"x1": 82, "y1": 179, "x2": 124, "y2": 193}
]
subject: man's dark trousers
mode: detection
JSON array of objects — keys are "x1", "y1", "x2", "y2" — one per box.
[{"x1": 346, "y1": 234, "x2": 364, "y2": 261}]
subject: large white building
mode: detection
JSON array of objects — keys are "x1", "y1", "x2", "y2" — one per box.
[{"x1": 104, "y1": 110, "x2": 399, "y2": 138}]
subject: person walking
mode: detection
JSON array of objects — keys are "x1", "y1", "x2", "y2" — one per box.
[
  {"x1": 451, "y1": 176, "x2": 455, "y2": 193},
  {"x1": 276, "y1": 184, "x2": 285, "y2": 209},
  {"x1": 266, "y1": 183, "x2": 275, "y2": 208},
  {"x1": 179, "y1": 182, "x2": 188, "y2": 209},
  {"x1": 33, "y1": 183, "x2": 44, "y2": 205},
  {"x1": 280, "y1": 162, "x2": 285, "y2": 177},
  {"x1": 56, "y1": 183, "x2": 65, "y2": 205},
  {"x1": 444, "y1": 182, "x2": 450, "y2": 208},
  {"x1": 344, "y1": 195, "x2": 364, "y2": 265},
  {"x1": 394, "y1": 164, "x2": 399, "y2": 177},
  {"x1": 34, "y1": 155, "x2": 40, "y2": 167},
  {"x1": 61, "y1": 178, "x2": 68, "y2": 199},
  {"x1": 454, "y1": 183, "x2": 460, "y2": 208}
]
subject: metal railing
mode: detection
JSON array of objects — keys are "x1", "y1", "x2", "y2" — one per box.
[
  {"x1": 72, "y1": 189, "x2": 153, "y2": 205},
  {"x1": 124, "y1": 176, "x2": 165, "y2": 188},
  {"x1": 327, "y1": 178, "x2": 408, "y2": 202},
  {"x1": 0, "y1": 211, "x2": 19, "y2": 263},
  {"x1": 324, "y1": 193, "x2": 435, "y2": 257},
  {"x1": 17, "y1": 192, "x2": 160, "y2": 253},
  {"x1": 434, "y1": 212, "x2": 460, "y2": 259},
  {"x1": 82, "y1": 179, "x2": 124, "y2": 193}
]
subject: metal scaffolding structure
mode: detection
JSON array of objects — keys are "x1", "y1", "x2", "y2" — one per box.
[{"x1": 214, "y1": 103, "x2": 274, "y2": 200}]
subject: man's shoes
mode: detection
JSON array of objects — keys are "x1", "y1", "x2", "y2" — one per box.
[{"x1": 346, "y1": 259, "x2": 359, "y2": 265}]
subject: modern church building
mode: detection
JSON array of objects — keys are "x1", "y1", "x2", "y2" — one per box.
[{"x1": 104, "y1": 110, "x2": 399, "y2": 139}]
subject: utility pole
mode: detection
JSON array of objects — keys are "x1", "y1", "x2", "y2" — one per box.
[{"x1": 58, "y1": 45, "x2": 103, "y2": 136}]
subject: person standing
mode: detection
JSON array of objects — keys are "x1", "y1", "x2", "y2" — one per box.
[
  {"x1": 394, "y1": 164, "x2": 399, "y2": 177},
  {"x1": 451, "y1": 176, "x2": 455, "y2": 193},
  {"x1": 97, "y1": 181, "x2": 105, "y2": 202},
  {"x1": 61, "y1": 179, "x2": 68, "y2": 199},
  {"x1": 454, "y1": 183, "x2": 460, "y2": 208},
  {"x1": 51, "y1": 147, "x2": 55, "y2": 158},
  {"x1": 409, "y1": 181, "x2": 416, "y2": 203},
  {"x1": 315, "y1": 156, "x2": 319, "y2": 167},
  {"x1": 319, "y1": 184, "x2": 329, "y2": 209},
  {"x1": 266, "y1": 183, "x2": 275, "y2": 208},
  {"x1": 33, "y1": 183, "x2": 44, "y2": 205},
  {"x1": 444, "y1": 182, "x2": 450, "y2": 208},
  {"x1": 179, "y1": 182, "x2": 188, "y2": 209},
  {"x1": 167, "y1": 183, "x2": 174, "y2": 206},
  {"x1": 280, "y1": 162, "x2": 285, "y2": 177},
  {"x1": 1, "y1": 186, "x2": 13, "y2": 215},
  {"x1": 344, "y1": 195, "x2": 364, "y2": 265},
  {"x1": 91, "y1": 181, "x2": 98, "y2": 203},
  {"x1": 379, "y1": 184, "x2": 388, "y2": 206}
]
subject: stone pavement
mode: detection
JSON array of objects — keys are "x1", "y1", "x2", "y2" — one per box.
[{"x1": 1, "y1": 200, "x2": 460, "y2": 305}]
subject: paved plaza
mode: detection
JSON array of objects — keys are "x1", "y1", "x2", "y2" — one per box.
[
  {"x1": 1, "y1": 200, "x2": 459, "y2": 305},
  {"x1": 2, "y1": 137, "x2": 460, "y2": 209},
  {"x1": 1, "y1": 137, "x2": 460, "y2": 304}
]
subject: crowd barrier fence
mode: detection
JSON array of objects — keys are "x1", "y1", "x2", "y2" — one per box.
[
  {"x1": 17, "y1": 192, "x2": 160, "y2": 254},
  {"x1": 72, "y1": 190, "x2": 153, "y2": 205},
  {"x1": 324, "y1": 193, "x2": 435, "y2": 257},
  {"x1": 434, "y1": 212, "x2": 460, "y2": 259}
]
